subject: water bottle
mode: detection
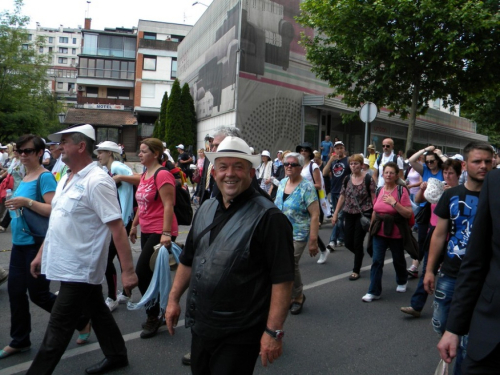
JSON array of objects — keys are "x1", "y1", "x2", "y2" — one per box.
[{"x1": 6, "y1": 189, "x2": 20, "y2": 218}]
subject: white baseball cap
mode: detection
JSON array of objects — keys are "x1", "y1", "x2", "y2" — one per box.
[
  {"x1": 176, "y1": 144, "x2": 185, "y2": 150},
  {"x1": 94, "y1": 141, "x2": 122, "y2": 155},
  {"x1": 49, "y1": 124, "x2": 96, "y2": 142},
  {"x1": 450, "y1": 154, "x2": 464, "y2": 161}
]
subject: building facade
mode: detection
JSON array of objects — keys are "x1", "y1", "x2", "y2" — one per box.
[{"x1": 178, "y1": 0, "x2": 487, "y2": 155}]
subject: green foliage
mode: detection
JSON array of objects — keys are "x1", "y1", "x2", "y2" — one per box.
[
  {"x1": 0, "y1": 0, "x2": 59, "y2": 142},
  {"x1": 297, "y1": 0, "x2": 500, "y2": 150},
  {"x1": 159, "y1": 90, "x2": 168, "y2": 141},
  {"x1": 165, "y1": 79, "x2": 187, "y2": 160},
  {"x1": 181, "y1": 83, "x2": 197, "y2": 150},
  {"x1": 152, "y1": 118, "x2": 161, "y2": 139},
  {"x1": 461, "y1": 87, "x2": 500, "y2": 146}
]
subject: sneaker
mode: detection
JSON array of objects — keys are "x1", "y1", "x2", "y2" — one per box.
[
  {"x1": 0, "y1": 226, "x2": 5, "y2": 233},
  {"x1": 396, "y1": 282, "x2": 408, "y2": 293},
  {"x1": 0, "y1": 266, "x2": 8, "y2": 286},
  {"x1": 182, "y1": 352, "x2": 191, "y2": 366},
  {"x1": 407, "y1": 264, "x2": 418, "y2": 278},
  {"x1": 362, "y1": 293, "x2": 380, "y2": 302},
  {"x1": 105, "y1": 297, "x2": 119, "y2": 312},
  {"x1": 400, "y1": 306, "x2": 421, "y2": 318},
  {"x1": 140, "y1": 316, "x2": 162, "y2": 339},
  {"x1": 117, "y1": 291, "x2": 130, "y2": 304},
  {"x1": 317, "y1": 250, "x2": 329, "y2": 264},
  {"x1": 327, "y1": 241, "x2": 335, "y2": 252},
  {"x1": 337, "y1": 241, "x2": 345, "y2": 247}
]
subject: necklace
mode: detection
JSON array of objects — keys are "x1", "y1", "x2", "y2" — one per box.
[
  {"x1": 26, "y1": 165, "x2": 42, "y2": 176},
  {"x1": 383, "y1": 185, "x2": 396, "y2": 196}
]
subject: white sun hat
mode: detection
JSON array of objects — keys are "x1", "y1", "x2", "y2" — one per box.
[
  {"x1": 205, "y1": 136, "x2": 261, "y2": 168},
  {"x1": 424, "y1": 177, "x2": 446, "y2": 204},
  {"x1": 94, "y1": 141, "x2": 122, "y2": 155},
  {"x1": 48, "y1": 124, "x2": 96, "y2": 142},
  {"x1": 261, "y1": 150, "x2": 271, "y2": 158}
]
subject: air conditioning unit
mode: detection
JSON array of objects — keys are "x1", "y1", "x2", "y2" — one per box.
[{"x1": 77, "y1": 85, "x2": 84, "y2": 91}]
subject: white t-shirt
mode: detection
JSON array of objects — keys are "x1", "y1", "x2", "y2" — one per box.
[
  {"x1": 42, "y1": 162, "x2": 122, "y2": 284},
  {"x1": 373, "y1": 152, "x2": 404, "y2": 187}
]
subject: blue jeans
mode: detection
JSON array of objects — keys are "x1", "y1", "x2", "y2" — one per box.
[
  {"x1": 433, "y1": 273, "x2": 467, "y2": 375},
  {"x1": 8, "y1": 243, "x2": 56, "y2": 348},
  {"x1": 367, "y1": 235, "x2": 408, "y2": 296},
  {"x1": 410, "y1": 249, "x2": 429, "y2": 311},
  {"x1": 329, "y1": 193, "x2": 345, "y2": 243}
]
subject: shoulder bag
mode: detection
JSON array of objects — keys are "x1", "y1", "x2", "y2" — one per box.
[{"x1": 351, "y1": 177, "x2": 371, "y2": 232}]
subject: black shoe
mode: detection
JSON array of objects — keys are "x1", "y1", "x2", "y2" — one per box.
[
  {"x1": 85, "y1": 357, "x2": 128, "y2": 374},
  {"x1": 182, "y1": 352, "x2": 191, "y2": 366},
  {"x1": 140, "y1": 316, "x2": 162, "y2": 339},
  {"x1": 290, "y1": 294, "x2": 306, "y2": 315}
]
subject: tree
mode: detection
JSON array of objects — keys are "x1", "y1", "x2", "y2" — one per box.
[
  {"x1": 297, "y1": 0, "x2": 500, "y2": 150},
  {"x1": 181, "y1": 83, "x2": 197, "y2": 150},
  {"x1": 0, "y1": 0, "x2": 59, "y2": 142},
  {"x1": 165, "y1": 79, "x2": 189, "y2": 160}
]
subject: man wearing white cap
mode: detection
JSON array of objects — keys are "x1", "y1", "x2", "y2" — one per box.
[
  {"x1": 27, "y1": 124, "x2": 138, "y2": 374},
  {"x1": 176, "y1": 144, "x2": 193, "y2": 182},
  {"x1": 166, "y1": 136, "x2": 294, "y2": 374}
]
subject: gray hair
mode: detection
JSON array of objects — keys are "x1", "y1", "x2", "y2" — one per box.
[
  {"x1": 69, "y1": 132, "x2": 94, "y2": 157},
  {"x1": 285, "y1": 152, "x2": 304, "y2": 166},
  {"x1": 213, "y1": 126, "x2": 242, "y2": 138}
]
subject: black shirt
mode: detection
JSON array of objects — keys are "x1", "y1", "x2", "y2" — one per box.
[
  {"x1": 330, "y1": 156, "x2": 351, "y2": 195},
  {"x1": 177, "y1": 152, "x2": 191, "y2": 172}
]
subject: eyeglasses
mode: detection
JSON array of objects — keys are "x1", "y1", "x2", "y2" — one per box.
[
  {"x1": 425, "y1": 160, "x2": 436, "y2": 164},
  {"x1": 382, "y1": 145, "x2": 391, "y2": 148},
  {"x1": 284, "y1": 162, "x2": 301, "y2": 167},
  {"x1": 18, "y1": 148, "x2": 36, "y2": 155}
]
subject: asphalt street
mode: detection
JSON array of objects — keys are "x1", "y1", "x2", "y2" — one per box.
[{"x1": 0, "y1": 219, "x2": 449, "y2": 375}]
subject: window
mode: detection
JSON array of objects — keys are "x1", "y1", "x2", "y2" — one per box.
[
  {"x1": 78, "y1": 58, "x2": 134, "y2": 80},
  {"x1": 58, "y1": 57, "x2": 68, "y2": 64},
  {"x1": 49, "y1": 37, "x2": 54, "y2": 43},
  {"x1": 86, "y1": 86, "x2": 98, "y2": 98},
  {"x1": 28, "y1": 34, "x2": 33, "y2": 41},
  {"x1": 39, "y1": 46, "x2": 44, "y2": 53},
  {"x1": 72, "y1": 48, "x2": 76, "y2": 55},
  {"x1": 143, "y1": 56, "x2": 156, "y2": 71},
  {"x1": 171, "y1": 58, "x2": 177, "y2": 79},
  {"x1": 73, "y1": 38, "x2": 77, "y2": 44},
  {"x1": 68, "y1": 83, "x2": 75, "y2": 92},
  {"x1": 107, "y1": 88, "x2": 130, "y2": 99},
  {"x1": 57, "y1": 82, "x2": 63, "y2": 89},
  {"x1": 59, "y1": 47, "x2": 68, "y2": 54},
  {"x1": 59, "y1": 37, "x2": 69, "y2": 43},
  {"x1": 71, "y1": 58, "x2": 76, "y2": 65},
  {"x1": 142, "y1": 83, "x2": 155, "y2": 98},
  {"x1": 49, "y1": 47, "x2": 53, "y2": 53},
  {"x1": 143, "y1": 32, "x2": 156, "y2": 40},
  {"x1": 22, "y1": 44, "x2": 29, "y2": 50}
]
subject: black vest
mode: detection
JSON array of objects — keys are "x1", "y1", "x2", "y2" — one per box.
[{"x1": 185, "y1": 194, "x2": 275, "y2": 339}]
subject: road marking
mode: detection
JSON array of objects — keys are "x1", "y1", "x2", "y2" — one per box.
[{"x1": 0, "y1": 255, "x2": 405, "y2": 375}]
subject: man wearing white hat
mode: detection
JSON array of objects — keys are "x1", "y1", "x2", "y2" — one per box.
[
  {"x1": 176, "y1": 144, "x2": 193, "y2": 182},
  {"x1": 166, "y1": 136, "x2": 294, "y2": 374},
  {"x1": 27, "y1": 124, "x2": 138, "y2": 374}
]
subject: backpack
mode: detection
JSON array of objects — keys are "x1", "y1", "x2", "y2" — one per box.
[
  {"x1": 375, "y1": 185, "x2": 415, "y2": 227},
  {"x1": 151, "y1": 167, "x2": 193, "y2": 226},
  {"x1": 343, "y1": 173, "x2": 372, "y2": 195},
  {"x1": 376, "y1": 153, "x2": 398, "y2": 168}
]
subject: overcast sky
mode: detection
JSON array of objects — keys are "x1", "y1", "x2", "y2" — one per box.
[{"x1": 4, "y1": 0, "x2": 213, "y2": 30}]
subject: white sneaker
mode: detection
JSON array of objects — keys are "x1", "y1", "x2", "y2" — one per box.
[
  {"x1": 362, "y1": 293, "x2": 381, "y2": 302},
  {"x1": 327, "y1": 241, "x2": 335, "y2": 252},
  {"x1": 105, "y1": 297, "x2": 119, "y2": 312},
  {"x1": 396, "y1": 282, "x2": 408, "y2": 293},
  {"x1": 0, "y1": 226, "x2": 6, "y2": 233},
  {"x1": 117, "y1": 291, "x2": 130, "y2": 304},
  {"x1": 317, "y1": 251, "x2": 329, "y2": 264}
]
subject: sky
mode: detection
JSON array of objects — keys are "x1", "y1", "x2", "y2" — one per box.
[{"x1": 3, "y1": 0, "x2": 213, "y2": 30}]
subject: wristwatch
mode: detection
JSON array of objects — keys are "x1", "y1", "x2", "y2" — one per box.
[
  {"x1": 28, "y1": 200, "x2": 33, "y2": 207},
  {"x1": 265, "y1": 327, "x2": 285, "y2": 340}
]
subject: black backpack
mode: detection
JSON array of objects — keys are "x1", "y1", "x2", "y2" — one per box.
[
  {"x1": 151, "y1": 167, "x2": 193, "y2": 226},
  {"x1": 376, "y1": 153, "x2": 398, "y2": 168}
]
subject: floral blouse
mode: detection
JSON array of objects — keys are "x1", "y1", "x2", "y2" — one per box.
[{"x1": 339, "y1": 174, "x2": 376, "y2": 214}]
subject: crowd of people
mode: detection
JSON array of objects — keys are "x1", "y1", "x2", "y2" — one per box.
[{"x1": 1, "y1": 127, "x2": 500, "y2": 374}]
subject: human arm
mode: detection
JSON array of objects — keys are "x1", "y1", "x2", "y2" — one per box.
[
  {"x1": 260, "y1": 281, "x2": 293, "y2": 367},
  {"x1": 307, "y1": 201, "x2": 320, "y2": 257},
  {"x1": 415, "y1": 181, "x2": 428, "y2": 203},
  {"x1": 166, "y1": 263, "x2": 192, "y2": 335},
  {"x1": 407, "y1": 173, "x2": 422, "y2": 189},
  {"x1": 372, "y1": 168, "x2": 378, "y2": 186},
  {"x1": 331, "y1": 194, "x2": 345, "y2": 226},
  {"x1": 30, "y1": 241, "x2": 45, "y2": 278},
  {"x1": 107, "y1": 218, "x2": 138, "y2": 296},
  {"x1": 312, "y1": 166, "x2": 322, "y2": 190},
  {"x1": 437, "y1": 331, "x2": 460, "y2": 364},
  {"x1": 113, "y1": 173, "x2": 141, "y2": 186},
  {"x1": 322, "y1": 153, "x2": 338, "y2": 177},
  {"x1": 6, "y1": 191, "x2": 55, "y2": 217},
  {"x1": 423, "y1": 217, "x2": 449, "y2": 294},
  {"x1": 382, "y1": 189, "x2": 412, "y2": 218},
  {"x1": 158, "y1": 181, "x2": 176, "y2": 248}
]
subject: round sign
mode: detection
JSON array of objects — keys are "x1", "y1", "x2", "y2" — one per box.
[{"x1": 359, "y1": 102, "x2": 378, "y2": 123}]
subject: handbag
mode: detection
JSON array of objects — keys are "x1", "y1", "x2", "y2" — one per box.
[
  {"x1": 192, "y1": 167, "x2": 201, "y2": 183},
  {"x1": 351, "y1": 177, "x2": 371, "y2": 232},
  {"x1": 21, "y1": 172, "x2": 51, "y2": 239}
]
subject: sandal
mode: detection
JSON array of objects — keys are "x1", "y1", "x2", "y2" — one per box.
[
  {"x1": 0, "y1": 346, "x2": 30, "y2": 359},
  {"x1": 349, "y1": 273, "x2": 360, "y2": 281},
  {"x1": 76, "y1": 322, "x2": 92, "y2": 345}
]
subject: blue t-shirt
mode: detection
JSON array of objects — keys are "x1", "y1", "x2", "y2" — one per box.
[
  {"x1": 11, "y1": 172, "x2": 57, "y2": 245},
  {"x1": 275, "y1": 178, "x2": 317, "y2": 242},
  {"x1": 106, "y1": 161, "x2": 134, "y2": 226},
  {"x1": 321, "y1": 141, "x2": 333, "y2": 157}
]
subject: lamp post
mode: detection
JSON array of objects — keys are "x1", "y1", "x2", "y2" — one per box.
[
  {"x1": 192, "y1": 1, "x2": 209, "y2": 7},
  {"x1": 58, "y1": 112, "x2": 66, "y2": 124}
]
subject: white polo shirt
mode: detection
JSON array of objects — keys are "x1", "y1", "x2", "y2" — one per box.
[
  {"x1": 42, "y1": 162, "x2": 122, "y2": 284},
  {"x1": 373, "y1": 151, "x2": 404, "y2": 187}
]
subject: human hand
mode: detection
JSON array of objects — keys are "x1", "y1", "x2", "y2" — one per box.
[
  {"x1": 420, "y1": 182, "x2": 428, "y2": 191},
  {"x1": 129, "y1": 226, "x2": 137, "y2": 244},
  {"x1": 423, "y1": 272, "x2": 436, "y2": 294},
  {"x1": 160, "y1": 234, "x2": 172, "y2": 247},
  {"x1": 382, "y1": 195, "x2": 396, "y2": 206},
  {"x1": 121, "y1": 270, "x2": 138, "y2": 298},
  {"x1": 5, "y1": 197, "x2": 27, "y2": 210},
  {"x1": 166, "y1": 300, "x2": 181, "y2": 336},
  {"x1": 424, "y1": 146, "x2": 436, "y2": 153},
  {"x1": 435, "y1": 149, "x2": 443, "y2": 156},
  {"x1": 260, "y1": 332, "x2": 283, "y2": 367},
  {"x1": 331, "y1": 213, "x2": 338, "y2": 226},
  {"x1": 308, "y1": 239, "x2": 319, "y2": 257},
  {"x1": 437, "y1": 331, "x2": 459, "y2": 364},
  {"x1": 112, "y1": 175, "x2": 122, "y2": 183},
  {"x1": 30, "y1": 254, "x2": 42, "y2": 278}
]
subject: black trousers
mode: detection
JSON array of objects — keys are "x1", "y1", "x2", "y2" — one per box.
[
  {"x1": 191, "y1": 331, "x2": 260, "y2": 375},
  {"x1": 344, "y1": 212, "x2": 368, "y2": 274},
  {"x1": 462, "y1": 343, "x2": 500, "y2": 375},
  {"x1": 27, "y1": 282, "x2": 127, "y2": 375}
]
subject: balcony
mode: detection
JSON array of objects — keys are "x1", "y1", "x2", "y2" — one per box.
[
  {"x1": 77, "y1": 95, "x2": 134, "y2": 107},
  {"x1": 139, "y1": 39, "x2": 179, "y2": 52}
]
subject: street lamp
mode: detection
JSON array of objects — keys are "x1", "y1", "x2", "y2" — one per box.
[
  {"x1": 192, "y1": 1, "x2": 209, "y2": 6},
  {"x1": 58, "y1": 112, "x2": 66, "y2": 124}
]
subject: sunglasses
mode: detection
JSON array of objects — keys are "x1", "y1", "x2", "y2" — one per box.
[
  {"x1": 299, "y1": 148, "x2": 310, "y2": 152},
  {"x1": 425, "y1": 160, "x2": 436, "y2": 164},
  {"x1": 382, "y1": 145, "x2": 391, "y2": 148},
  {"x1": 18, "y1": 148, "x2": 36, "y2": 155},
  {"x1": 284, "y1": 162, "x2": 301, "y2": 167}
]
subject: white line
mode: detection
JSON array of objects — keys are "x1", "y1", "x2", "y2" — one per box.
[{"x1": 1, "y1": 255, "x2": 407, "y2": 374}]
